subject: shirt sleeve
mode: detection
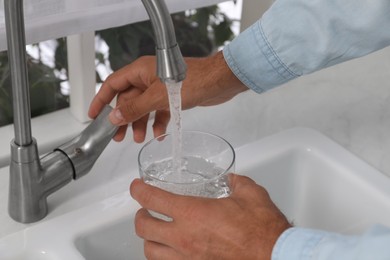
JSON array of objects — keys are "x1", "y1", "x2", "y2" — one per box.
[
  {"x1": 272, "y1": 225, "x2": 390, "y2": 260},
  {"x1": 223, "y1": 0, "x2": 390, "y2": 93}
]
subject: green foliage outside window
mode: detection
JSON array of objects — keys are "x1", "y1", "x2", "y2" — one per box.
[
  {"x1": 97, "y1": 6, "x2": 235, "y2": 73},
  {"x1": 0, "y1": 6, "x2": 234, "y2": 127},
  {"x1": 0, "y1": 47, "x2": 69, "y2": 126}
]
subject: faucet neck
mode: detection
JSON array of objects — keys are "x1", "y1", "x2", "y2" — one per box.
[
  {"x1": 141, "y1": 0, "x2": 177, "y2": 49},
  {"x1": 4, "y1": 0, "x2": 33, "y2": 146}
]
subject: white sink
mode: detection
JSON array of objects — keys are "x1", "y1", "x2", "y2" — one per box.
[{"x1": 1, "y1": 128, "x2": 390, "y2": 259}]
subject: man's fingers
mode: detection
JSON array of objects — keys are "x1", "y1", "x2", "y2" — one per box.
[
  {"x1": 112, "y1": 125, "x2": 128, "y2": 142},
  {"x1": 153, "y1": 110, "x2": 170, "y2": 138},
  {"x1": 229, "y1": 174, "x2": 272, "y2": 206},
  {"x1": 88, "y1": 81, "x2": 118, "y2": 119},
  {"x1": 89, "y1": 68, "x2": 138, "y2": 119},
  {"x1": 89, "y1": 56, "x2": 154, "y2": 120},
  {"x1": 107, "y1": 87, "x2": 144, "y2": 125},
  {"x1": 130, "y1": 179, "x2": 188, "y2": 219},
  {"x1": 135, "y1": 209, "x2": 172, "y2": 242},
  {"x1": 144, "y1": 240, "x2": 183, "y2": 260},
  {"x1": 132, "y1": 114, "x2": 150, "y2": 143},
  {"x1": 229, "y1": 174, "x2": 256, "y2": 191},
  {"x1": 115, "y1": 83, "x2": 168, "y2": 124}
]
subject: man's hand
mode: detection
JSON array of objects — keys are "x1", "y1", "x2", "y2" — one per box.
[
  {"x1": 130, "y1": 174, "x2": 292, "y2": 260},
  {"x1": 88, "y1": 51, "x2": 248, "y2": 143}
]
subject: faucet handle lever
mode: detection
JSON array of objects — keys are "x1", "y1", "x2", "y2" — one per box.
[{"x1": 56, "y1": 105, "x2": 119, "y2": 179}]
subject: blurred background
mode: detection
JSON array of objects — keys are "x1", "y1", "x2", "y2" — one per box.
[{"x1": 0, "y1": 1, "x2": 242, "y2": 126}]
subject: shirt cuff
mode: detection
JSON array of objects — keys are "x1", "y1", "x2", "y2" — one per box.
[
  {"x1": 271, "y1": 227, "x2": 328, "y2": 260},
  {"x1": 222, "y1": 20, "x2": 298, "y2": 94}
]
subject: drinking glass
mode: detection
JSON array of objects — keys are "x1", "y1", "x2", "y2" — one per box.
[{"x1": 138, "y1": 131, "x2": 235, "y2": 200}]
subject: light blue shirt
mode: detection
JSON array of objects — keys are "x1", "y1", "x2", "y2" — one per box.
[
  {"x1": 273, "y1": 226, "x2": 390, "y2": 260},
  {"x1": 223, "y1": 0, "x2": 390, "y2": 93},
  {"x1": 223, "y1": 0, "x2": 390, "y2": 259}
]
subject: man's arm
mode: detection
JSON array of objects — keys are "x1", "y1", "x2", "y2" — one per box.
[{"x1": 224, "y1": 0, "x2": 390, "y2": 93}]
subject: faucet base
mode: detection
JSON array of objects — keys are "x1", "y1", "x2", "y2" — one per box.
[
  {"x1": 8, "y1": 139, "x2": 47, "y2": 223},
  {"x1": 8, "y1": 139, "x2": 74, "y2": 223}
]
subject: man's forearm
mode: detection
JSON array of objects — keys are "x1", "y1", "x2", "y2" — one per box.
[{"x1": 223, "y1": 0, "x2": 390, "y2": 93}]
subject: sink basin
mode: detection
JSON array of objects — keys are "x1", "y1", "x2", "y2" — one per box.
[
  {"x1": 1, "y1": 128, "x2": 390, "y2": 259},
  {"x1": 75, "y1": 217, "x2": 143, "y2": 260}
]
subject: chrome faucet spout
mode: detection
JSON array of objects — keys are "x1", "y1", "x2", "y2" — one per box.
[{"x1": 5, "y1": 0, "x2": 185, "y2": 223}]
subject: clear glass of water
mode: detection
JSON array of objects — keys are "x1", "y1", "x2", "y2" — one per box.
[{"x1": 138, "y1": 131, "x2": 235, "y2": 200}]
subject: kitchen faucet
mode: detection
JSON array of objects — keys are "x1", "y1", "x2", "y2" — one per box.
[{"x1": 4, "y1": 0, "x2": 186, "y2": 223}]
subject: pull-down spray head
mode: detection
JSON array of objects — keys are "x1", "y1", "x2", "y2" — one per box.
[
  {"x1": 141, "y1": 0, "x2": 187, "y2": 82},
  {"x1": 56, "y1": 105, "x2": 118, "y2": 180}
]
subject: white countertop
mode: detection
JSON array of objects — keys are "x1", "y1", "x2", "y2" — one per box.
[{"x1": 1, "y1": 46, "x2": 389, "y2": 238}]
